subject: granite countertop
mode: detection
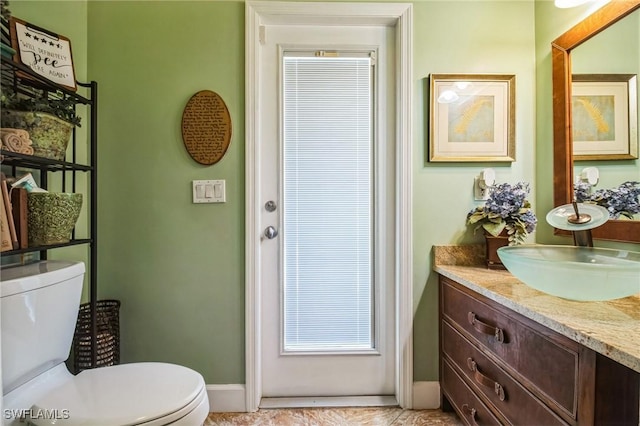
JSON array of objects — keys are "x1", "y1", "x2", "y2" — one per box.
[{"x1": 433, "y1": 245, "x2": 640, "y2": 373}]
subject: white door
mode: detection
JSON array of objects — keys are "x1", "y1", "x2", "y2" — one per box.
[
  {"x1": 246, "y1": 2, "x2": 414, "y2": 411},
  {"x1": 258, "y1": 23, "x2": 396, "y2": 400}
]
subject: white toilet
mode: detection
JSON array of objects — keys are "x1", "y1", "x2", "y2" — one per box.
[{"x1": 1, "y1": 260, "x2": 210, "y2": 425}]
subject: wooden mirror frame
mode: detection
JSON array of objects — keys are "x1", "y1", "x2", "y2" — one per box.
[{"x1": 552, "y1": 0, "x2": 640, "y2": 243}]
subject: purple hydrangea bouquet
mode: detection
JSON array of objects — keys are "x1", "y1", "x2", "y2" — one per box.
[
  {"x1": 466, "y1": 182, "x2": 537, "y2": 245},
  {"x1": 574, "y1": 180, "x2": 640, "y2": 220}
]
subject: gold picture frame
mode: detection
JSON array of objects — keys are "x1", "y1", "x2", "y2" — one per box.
[
  {"x1": 572, "y1": 74, "x2": 638, "y2": 161},
  {"x1": 428, "y1": 74, "x2": 515, "y2": 162}
]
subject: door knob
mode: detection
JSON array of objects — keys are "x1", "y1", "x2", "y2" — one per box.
[{"x1": 264, "y1": 226, "x2": 278, "y2": 239}]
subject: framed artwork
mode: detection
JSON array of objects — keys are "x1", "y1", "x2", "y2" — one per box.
[
  {"x1": 572, "y1": 74, "x2": 638, "y2": 160},
  {"x1": 9, "y1": 17, "x2": 77, "y2": 91},
  {"x1": 428, "y1": 74, "x2": 515, "y2": 162}
]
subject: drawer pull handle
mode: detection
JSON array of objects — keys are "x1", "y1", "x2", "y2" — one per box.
[
  {"x1": 467, "y1": 357, "x2": 506, "y2": 401},
  {"x1": 467, "y1": 312, "x2": 505, "y2": 343},
  {"x1": 461, "y1": 404, "x2": 479, "y2": 426}
]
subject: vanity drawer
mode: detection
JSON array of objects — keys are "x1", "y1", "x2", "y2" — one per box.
[
  {"x1": 440, "y1": 277, "x2": 579, "y2": 419},
  {"x1": 442, "y1": 358, "x2": 504, "y2": 426},
  {"x1": 442, "y1": 320, "x2": 569, "y2": 426}
]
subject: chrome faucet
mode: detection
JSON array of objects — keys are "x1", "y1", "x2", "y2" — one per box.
[
  {"x1": 568, "y1": 201, "x2": 593, "y2": 247},
  {"x1": 546, "y1": 200, "x2": 609, "y2": 248}
]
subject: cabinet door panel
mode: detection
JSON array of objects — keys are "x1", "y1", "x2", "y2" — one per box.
[
  {"x1": 442, "y1": 320, "x2": 569, "y2": 426},
  {"x1": 441, "y1": 277, "x2": 579, "y2": 418},
  {"x1": 442, "y1": 358, "x2": 504, "y2": 426}
]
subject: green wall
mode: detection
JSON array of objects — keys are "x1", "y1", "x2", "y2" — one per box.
[
  {"x1": 9, "y1": 0, "x2": 638, "y2": 392},
  {"x1": 87, "y1": 0, "x2": 535, "y2": 385},
  {"x1": 88, "y1": 1, "x2": 246, "y2": 383},
  {"x1": 412, "y1": 0, "x2": 536, "y2": 381}
]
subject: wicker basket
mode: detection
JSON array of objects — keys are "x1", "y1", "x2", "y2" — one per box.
[
  {"x1": 1, "y1": 110, "x2": 74, "y2": 161},
  {"x1": 73, "y1": 299, "x2": 120, "y2": 373}
]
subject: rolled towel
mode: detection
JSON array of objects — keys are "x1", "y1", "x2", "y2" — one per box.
[
  {"x1": 1, "y1": 128, "x2": 33, "y2": 155},
  {"x1": 1, "y1": 130, "x2": 26, "y2": 151},
  {"x1": 1, "y1": 128, "x2": 30, "y2": 140},
  {"x1": 20, "y1": 145, "x2": 34, "y2": 155}
]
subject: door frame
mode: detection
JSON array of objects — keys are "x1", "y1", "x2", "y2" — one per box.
[{"x1": 245, "y1": 1, "x2": 413, "y2": 412}]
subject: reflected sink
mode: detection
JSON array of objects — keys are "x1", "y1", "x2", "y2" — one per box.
[{"x1": 497, "y1": 245, "x2": 640, "y2": 301}]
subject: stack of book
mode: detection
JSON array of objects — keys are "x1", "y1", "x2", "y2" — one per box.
[{"x1": 1, "y1": 173, "x2": 28, "y2": 252}]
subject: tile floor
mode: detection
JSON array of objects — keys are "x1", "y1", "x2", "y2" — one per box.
[{"x1": 205, "y1": 407, "x2": 462, "y2": 425}]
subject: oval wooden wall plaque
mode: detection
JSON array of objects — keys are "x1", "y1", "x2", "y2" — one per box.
[{"x1": 181, "y1": 90, "x2": 232, "y2": 165}]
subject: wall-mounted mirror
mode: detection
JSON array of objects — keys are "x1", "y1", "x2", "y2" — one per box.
[{"x1": 552, "y1": 0, "x2": 640, "y2": 243}]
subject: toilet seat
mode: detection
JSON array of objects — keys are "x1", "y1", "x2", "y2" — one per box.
[{"x1": 28, "y1": 362, "x2": 208, "y2": 426}]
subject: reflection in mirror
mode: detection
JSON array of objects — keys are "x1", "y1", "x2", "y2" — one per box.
[
  {"x1": 571, "y1": 8, "x2": 640, "y2": 221},
  {"x1": 552, "y1": 1, "x2": 640, "y2": 243}
]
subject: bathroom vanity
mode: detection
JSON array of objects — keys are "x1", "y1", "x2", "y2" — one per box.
[{"x1": 434, "y1": 248, "x2": 639, "y2": 426}]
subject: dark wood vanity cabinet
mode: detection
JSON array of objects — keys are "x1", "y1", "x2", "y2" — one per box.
[{"x1": 439, "y1": 276, "x2": 639, "y2": 426}]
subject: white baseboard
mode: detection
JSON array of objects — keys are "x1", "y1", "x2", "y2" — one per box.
[
  {"x1": 207, "y1": 382, "x2": 439, "y2": 412},
  {"x1": 206, "y1": 384, "x2": 246, "y2": 412},
  {"x1": 412, "y1": 381, "x2": 440, "y2": 410}
]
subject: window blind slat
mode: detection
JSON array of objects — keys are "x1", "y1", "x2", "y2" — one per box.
[{"x1": 283, "y1": 55, "x2": 374, "y2": 351}]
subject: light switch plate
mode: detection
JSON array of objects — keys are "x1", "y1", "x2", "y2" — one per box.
[{"x1": 193, "y1": 180, "x2": 226, "y2": 203}]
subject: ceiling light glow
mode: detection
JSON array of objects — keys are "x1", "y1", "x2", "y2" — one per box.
[{"x1": 437, "y1": 90, "x2": 459, "y2": 104}]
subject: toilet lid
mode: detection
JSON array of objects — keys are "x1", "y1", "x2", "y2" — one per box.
[{"x1": 29, "y1": 362, "x2": 205, "y2": 426}]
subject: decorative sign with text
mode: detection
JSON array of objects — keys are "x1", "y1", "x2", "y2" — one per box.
[
  {"x1": 181, "y1": 90, "x2": 232, "y2": 165},
  {"x1": 9, "y1": 17, "x2": 77, "y2": 91}
]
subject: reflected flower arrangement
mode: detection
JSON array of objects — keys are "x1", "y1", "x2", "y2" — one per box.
[{"x1": 574, "y1": 180, "x2": 640, "y2": 220}]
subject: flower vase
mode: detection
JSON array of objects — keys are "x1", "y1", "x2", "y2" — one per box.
[{"x1": 485, "y1": 230, "x2": 509, "y2": 270}]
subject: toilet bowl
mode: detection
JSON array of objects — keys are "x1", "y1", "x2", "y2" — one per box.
[{"x1": 1, "y1": 261, "x2": 210, "y2": 425}]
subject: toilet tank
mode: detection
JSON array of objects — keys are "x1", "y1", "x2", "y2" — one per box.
[{"x1": 1, "y1": 261, "x2": 85, "y2": 395}]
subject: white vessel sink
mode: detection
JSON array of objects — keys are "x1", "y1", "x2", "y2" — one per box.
[{"x1": 497, "y1": 245, "x2": 640, "y2": 301}]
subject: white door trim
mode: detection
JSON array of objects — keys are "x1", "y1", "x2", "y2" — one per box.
[{"x1": 245, "y1": 1, "x2": 413, "y2": 412}]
